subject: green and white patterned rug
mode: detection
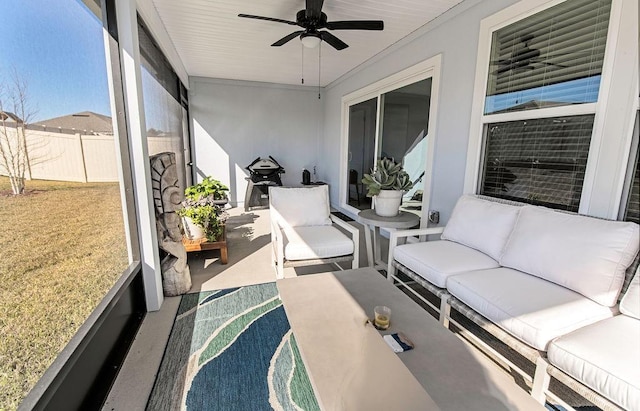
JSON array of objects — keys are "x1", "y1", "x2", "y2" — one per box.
[{"x1": 146, "y1": 283, "x2": 320, "y2": 411}]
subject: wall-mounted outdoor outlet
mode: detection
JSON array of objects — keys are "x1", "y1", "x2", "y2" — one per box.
[{"x1": 428, "y1": 210, "x2": 440, "y2": 224}]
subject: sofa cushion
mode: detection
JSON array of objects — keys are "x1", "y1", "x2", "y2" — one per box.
[
  {"x1": 447, "y1": 268, "x2": 615, "y2": 351},
  {"x1": 441, "y1": 195, "x2": 520, "y2": 261},
  {"x1": 500, "y1": 206, "x2": 640, "y2": 307},
  {"x1": 394, "y1": 240, "x2": 500, "y2": 288},
  {"x1": 284, "y1": 225, "x2": 353, "y2": 261},
  {"x1": 620, "y1": 268, "x2": 640, "y2": 319},
  {"x1": 270, "y1": 186, "x2": 332, "y2": 228},
  {"x1": 548, "y1": 315, "x2": 640, "y2": 410}
]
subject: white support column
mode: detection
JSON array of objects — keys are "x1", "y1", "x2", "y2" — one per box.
[{"x1": 115, "y1": 0, "x2": 163, "y2": 311}]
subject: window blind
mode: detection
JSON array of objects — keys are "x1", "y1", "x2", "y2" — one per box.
[
  {"x1": 480, "y1": 115, "x2": 594, "y2": 211},
  {"x1": 485, "y1": 0, "x2": 611, "y2": 114}
]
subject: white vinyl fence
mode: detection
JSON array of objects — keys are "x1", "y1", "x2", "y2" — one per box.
[{"x1": 0, "y1": 127, "x2": 182, "y2": 183}]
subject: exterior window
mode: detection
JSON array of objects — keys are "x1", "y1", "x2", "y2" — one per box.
[
  {"x1": 485, "y1": 0, "x2": 610, "y2": 114},
  {"x1": 625, "y1": 151, "x2": 640, "y2": 223},
  {"x1": 481, "y1": 115, "x2": 593, "y2": 211},
  {"x1": 623, "y1": 113, "x2": 639, "y2": 223},
  {"x1": 478, "y1": 0, "x2": 611, "y2": 210}
]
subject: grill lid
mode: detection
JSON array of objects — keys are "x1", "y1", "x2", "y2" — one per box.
[{"x1": 246, "y1": 156, "x2": 285, "y2": 175}]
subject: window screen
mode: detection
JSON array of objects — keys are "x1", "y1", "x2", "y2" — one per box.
[
  {"x1": 480, "y1": 115, "x2": 594, "y2": 211},
  {"x1": 485, "y1": 0, "x2": 611, "y2": 114}
]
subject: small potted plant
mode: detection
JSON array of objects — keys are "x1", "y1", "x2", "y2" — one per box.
[
  {"x1": 362, "y1": 158, "x2": 414, "y2": 217},
  {"x1": 184, "y1": 176, "x2": 229, "y2": 205},
  {"x1": 177, "y1": 177, "x2": 229, "y2": 241}
]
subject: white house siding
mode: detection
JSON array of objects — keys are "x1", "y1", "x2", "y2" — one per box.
[
  {"x1": 188, "y1": 77, "x2": 322, "y2": 207},
  {"x1": 321, "y1": 0, "x2": 521, "y2": 224}
]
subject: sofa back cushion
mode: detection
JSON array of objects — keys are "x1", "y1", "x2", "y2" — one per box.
[
  {"x1": 269, "y1": 185, "x2": 332, "y2": 228},
  {"x1": 620, "y1": 268, "x2": 640, "y2": 319},
  {"x1": 500, "y1": 206, "x2": 640, "y2": 307},
  {"x1": 441, "y1": 195, "x2": 521, "y2": 261}
]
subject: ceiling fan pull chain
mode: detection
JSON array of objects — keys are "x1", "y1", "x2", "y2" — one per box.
[
  {"x1": 301, "y1": 43, "x2": 305, "y2": 84},
  {"x1": 318, "y1": 43, "x2": 321, "y2": 99}
]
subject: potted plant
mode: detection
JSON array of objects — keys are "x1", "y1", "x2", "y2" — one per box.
[
  {"x1": 184, "y1": 176, "x2": 229, "y2": 205},
  {"x1": 177, "y1": 177, "x2": 229, "y2": 241},
  {"x1": 362, "y1": 158, "x2": 414, "y2": 217}
]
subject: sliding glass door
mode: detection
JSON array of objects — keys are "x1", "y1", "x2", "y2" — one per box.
[
  {"x1": 342, "y1": 59, "x2": 439, "y2": 222},
  {"x1": 347, "y1": 98, "x2": 377, "y2": 209},
  {"x1": 378, "y1": 78, "x2": 432, "y2": 206}
]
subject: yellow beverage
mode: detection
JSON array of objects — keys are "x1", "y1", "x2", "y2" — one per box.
[{"x1": 375, "y1": 313, "x2": 390, "y2": 330}]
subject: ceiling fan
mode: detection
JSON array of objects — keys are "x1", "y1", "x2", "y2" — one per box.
[
  {"x1": 238, "y1": 0, "x2": 384, "y2": 51},
  {"x1": 491, "y1": 34, "x2": 568, "y2": 75}
]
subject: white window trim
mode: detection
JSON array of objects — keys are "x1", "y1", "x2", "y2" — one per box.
[
  {"x1": 464, "y1": 0, "x2": 639, "y2": 219},
  {"x1": 339, "y1": 55, "x2": 442, "y2": 225}
]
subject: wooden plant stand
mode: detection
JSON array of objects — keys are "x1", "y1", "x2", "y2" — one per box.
[{"x1": 182, "y1": 227, "x2": 228, "y2": 264}]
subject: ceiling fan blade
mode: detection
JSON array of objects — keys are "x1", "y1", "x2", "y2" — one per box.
[
  {"x1": 489, "y1": 59, "x2": 512, "y2": 66},
  {"x1": 319, "y1": 31, "x2": 348, "y2": 50},
  {"x1": 271, "y1": 31, "x2": 304, "y2": 47},
  {"x1": 495, "y1": 65, "x2": 512, "y2": 75},
  {"x1": 533, "y1": 60, "x2": 569, "y2": 68},
  {"x1": 238, "y1": 14, "x2": 298, "y2": 26},
  {"x1": 306, "y1": 0, "x2": 324, "y2": 19},
  {"x1": 325, "y1": 20, "x2": 384, "y2": 30}
]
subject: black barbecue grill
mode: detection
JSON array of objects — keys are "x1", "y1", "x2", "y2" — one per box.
[{"x1": 244, "y1": 156, "x2": 285, "y2": 211}]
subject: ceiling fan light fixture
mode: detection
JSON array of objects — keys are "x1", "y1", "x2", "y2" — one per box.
[{"x1": 300, "y1": 32, "x2": 321, "y2": 48}]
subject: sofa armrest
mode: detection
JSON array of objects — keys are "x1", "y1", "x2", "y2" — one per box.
[{"x1": 387, "y1": 226, "x2": 444, "y2": 278}]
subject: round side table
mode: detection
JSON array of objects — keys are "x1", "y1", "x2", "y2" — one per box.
[{"x1": 357, "y1": 209, "x2": 420, "y2": 270}]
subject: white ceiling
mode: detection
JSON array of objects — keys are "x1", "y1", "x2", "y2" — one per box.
[{"x1": 149, "y1": 0, "x2": 464, "y2": 86}]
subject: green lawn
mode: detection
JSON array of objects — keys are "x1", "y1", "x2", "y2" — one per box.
[{"x1": 0, "y1": 177, "x2": 128, "y2": 410}]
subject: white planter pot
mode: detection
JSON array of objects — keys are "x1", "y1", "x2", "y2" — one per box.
[
  {"x1": 182, "y1": 216, "x2": 206, "y2": 240},
  {"x1": 374, "y1": 190, "x2": 403, "y2": 217}
]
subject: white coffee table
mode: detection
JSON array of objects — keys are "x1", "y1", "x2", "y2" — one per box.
[{"x1": 277, "y1": 268, "x2": 543, "y2": 411}]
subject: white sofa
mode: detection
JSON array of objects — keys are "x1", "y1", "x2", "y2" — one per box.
[
  {"x1": 387, "y1": 195, "x2": 640, "y2": 410},
  {"x1": 547, "y1": 268, "x2": 640, "y2": 411}
]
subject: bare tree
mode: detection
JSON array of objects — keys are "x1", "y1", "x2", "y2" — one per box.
[{"x1": 0, "y1": 71, "x2": 37, "y2": 195}]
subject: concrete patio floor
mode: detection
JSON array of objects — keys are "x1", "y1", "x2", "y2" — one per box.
[
  {"x1": 102, "y1": 206, "x2": 370, "y2": 410},
  {"x1": 101, "y1": 205, "x2": 596, "y2": 411}
]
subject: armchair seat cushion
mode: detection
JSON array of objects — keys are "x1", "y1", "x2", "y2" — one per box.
[
  {"x1": 394, "y1": 240, "x2": 500, "y2": 288},
  {"x1": 447, "y1": 268, "x2": 615, "y2": 351},
  {"x1": 284, "y1": 226, "x2": 354, "y2": 261},
  {"x1": 548, "y1": 315, "x2": 640, "y2": 411}
]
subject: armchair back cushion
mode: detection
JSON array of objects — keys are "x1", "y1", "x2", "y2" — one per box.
[
  {"x1": 620, "y1": 268, "x2": 640, "y2": 319},
  {"x1": 269, "y1": 186, "x2": 332, "y2": 228},
  {"x1": 500, "y1": 206, "x2": 640, "y2": 307},
  {"x1": 441, "y1": 195, "x2": 521, "y2": 261}
]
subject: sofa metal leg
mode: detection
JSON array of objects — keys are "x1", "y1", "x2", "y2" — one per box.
[
  {"x1": 439, "y1": 295, "x2": 451, "y2": 328},
  {"x1": 531, "y1": 356, "x2": 550, "y2": 404}
]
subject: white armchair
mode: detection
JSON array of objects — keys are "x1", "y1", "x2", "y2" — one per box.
[{"x1": 269, "y1": 185, "x2": 359, "y2": 279}]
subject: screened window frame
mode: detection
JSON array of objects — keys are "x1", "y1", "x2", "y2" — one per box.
[{"x1": 464, "y1": 0, "x2": 638, "y2": 218}]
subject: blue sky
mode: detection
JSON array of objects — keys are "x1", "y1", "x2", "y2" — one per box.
[{"x1": 0, "y1": 0, "x2": 111, "y2": 122}]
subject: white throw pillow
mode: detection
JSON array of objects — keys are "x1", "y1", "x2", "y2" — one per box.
[
  {"x1": 500, "y1": 206, "x2": 640, "y2": 307},
  {"x1": 441, "y1": 195, "x2": 521, "y2": 261},
  {"x1": 620, "y1": 268, "x2": 640, "y2": 320},
  {"x1": 269, "y1": 185, "x2": 332, "y2": 227}
]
